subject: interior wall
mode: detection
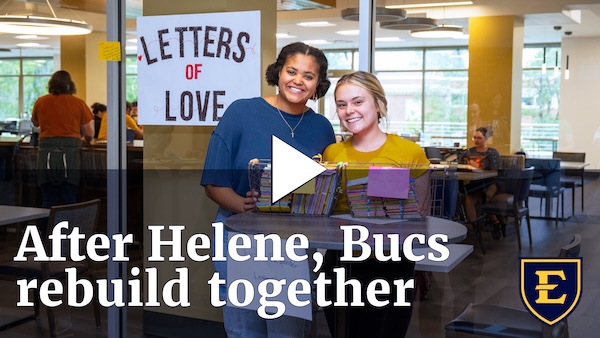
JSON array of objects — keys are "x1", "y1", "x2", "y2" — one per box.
[
  {"x1": 60, "y1": 35, "x2": 87, "y2": 100},
  {"x1": 85, "y1": 32, "x2": 108, "y2": 106},
  {"x1": 559, "y1": 36, "x2": 600, "y2": 170}
]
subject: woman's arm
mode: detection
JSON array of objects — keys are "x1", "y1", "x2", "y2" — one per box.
[
  {"x1": 82, "y1": 120, "x2": 94, "y2": 143},
  {"x1": 205, "y1": 185, "x2": 258, "y2": 214}
]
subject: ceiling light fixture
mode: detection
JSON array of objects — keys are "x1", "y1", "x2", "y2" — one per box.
[
  {"x1": 15, "y1": 34, "x2": 48, "y2": 40},
  {"x1": 0, "y1": 0, "x2": 92, "y2": 35},
  {"x1": 411, "y1": 24, "x2": 464, "y2": 38},
  {"x1": 297, "y1": 21, "x2": 335, "y2": 27},
  {"x1": 341, "y1": 7, "x2": 407, "y2": 22},
  {"x1": 302, "y1": 40, "x2": 330, "y2": 45},
  {"x1": 409, "y1": 1, "x2": 464, "y2": 38},
  {"x1": 276, "y1": 33, "x2": 296, "y2": 39},
  {"x1": 380, "y1": 17, "x2": 438, "y2": 30},
  {"x1": 336, "y1": 30, "x2": 360, "y2": 36},
  {"x1": 386, "y1": 1, "x2": 473, "y2": 9}
]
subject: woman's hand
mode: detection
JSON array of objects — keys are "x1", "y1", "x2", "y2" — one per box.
[
  {"x1": 242, "y1": 189, "x2": 259, "y2": 212},
  {"x1": 468, "y1": 159, "x2": 480, "y2": 168}
]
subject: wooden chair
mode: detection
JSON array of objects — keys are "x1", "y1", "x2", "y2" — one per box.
[
  {"x1": 0, "y1": 199, "x2": 102, "y2": 337},
  {"x1": 480, "y1": 167, "x2": 534, "y2": 250},
  {"x1": 444, "y1": 233, "x2": 581, "y2": 338},
  {"x1": 552, "y1": 152, "x2": 585, "y2": 215}
]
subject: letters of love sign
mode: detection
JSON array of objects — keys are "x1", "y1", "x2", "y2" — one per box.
[{"x1": 136, "y1": 11, "x2": 261, "y2": 126}]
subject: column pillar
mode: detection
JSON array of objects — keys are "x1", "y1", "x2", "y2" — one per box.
[
  {"x1": 60, "y1": 35, "x2": 87, "y2": 99},
  {"x1": 467, "y1": 16, "x2": 524, "y2": 154}
]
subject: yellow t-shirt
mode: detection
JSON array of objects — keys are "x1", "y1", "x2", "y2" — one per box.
[
  {"x1": 97, "y1": 113, "x2": 140, "y2": 141},
  {"x1": 323, "y1": 134, "x2": 430, "y2": 214}
]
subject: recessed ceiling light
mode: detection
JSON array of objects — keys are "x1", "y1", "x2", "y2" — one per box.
[
  {"x1": 17, "y1": 42, "x2": 49, "y2": 48},
  {"x1": 302, "y1": 40, "x2": 330, "y2": 45},
  {"x1": 276, "y1": 33, "x2": 296, "y2": 39},
  {"x1": 15, "y1": 35, "x2": 48, "y2": 40},
  {"x1": 375, "y1": 37, "x2": 403, "y2": 42},
  {"x1": 127, "y1": 38, "x2": 137, "y2": 43},
  {"x1": 297, "y1": 21, "x2": 335, "y2": 27},
  {"x1": 125, "y1": 45, "x2": 137, "y2": 51},
  {"x1": 336, "y1": 30, "x2": 360, "y2": 36}
]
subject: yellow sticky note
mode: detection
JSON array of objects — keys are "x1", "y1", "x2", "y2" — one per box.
[
  {"x1": 293, "y1": 178, "x2": 316, "y2": 194},
  {"x1": 98, "y1": 41, "x2": 122, "y2": 61}
]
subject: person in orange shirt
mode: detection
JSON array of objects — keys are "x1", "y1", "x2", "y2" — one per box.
[
  {"x1": 31, "y1": 70, "x2": 94, "y2": 208},
  {"x1": 96, "y1": 101, "x2": 143, "y2": 141}
]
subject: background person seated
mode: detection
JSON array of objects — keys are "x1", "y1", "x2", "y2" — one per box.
[
  {"x1": 97, "y1": 101, "x2": 143, "y2": 141},
  {"x1": 460, "y1": 127, "x2": 501, "y2": 238},
  {"x1": 91, "y1": 102, "x2": 106, "y2": 139}
]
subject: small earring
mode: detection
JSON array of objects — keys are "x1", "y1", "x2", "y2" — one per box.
[{"x1": 312, "y1": 92, "x2": 318, "y2": 101}]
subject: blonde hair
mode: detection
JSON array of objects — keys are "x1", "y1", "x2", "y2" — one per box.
[{"x1": 334, "y1": 71, "x2": 388, "y2": 120}]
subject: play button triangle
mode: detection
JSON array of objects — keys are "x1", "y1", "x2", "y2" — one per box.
[{"x1": 271, "y1": 135, "x2": 326, "y2": 204}]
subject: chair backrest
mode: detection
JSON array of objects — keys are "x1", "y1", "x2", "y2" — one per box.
[
  {"x1": 559, "y1": 233, "x2": 581, "y2": 258},
  {"x1": 45, "y1": 199, "x2": 101, "y2": 263},
  {"x1": 498, "y1": 167, "x2": 534, "y2": 203},
  {"x1": 500, "y1": 154, "x2": 525, "y2": 170},
  {"x1": 424, "y1": 147, "x2": 443, "y2": 163},
  {"x1": 553, "y1": 151, "x2": 585, "y2": 177},
  {"x1": 525, "y1": 158, "x2": 561, "y2": 188}
]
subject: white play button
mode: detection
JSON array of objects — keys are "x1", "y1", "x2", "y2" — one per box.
[{"x1": 271, "y1": 135, "x2": 326, "y2": 204}]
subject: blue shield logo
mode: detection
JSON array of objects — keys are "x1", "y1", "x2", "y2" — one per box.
[{"x1": 520, "y1": 258, "x2": 581, "y2": 325}]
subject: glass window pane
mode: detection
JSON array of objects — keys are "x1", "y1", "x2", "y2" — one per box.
[
  {"x1": 424, "y1": 71, "x2": 468, "y2": 146},
  {"x1": 126, "y1": 75, "x2": 138, "y2": 102},
  {"x1": 377, "y1": 71, "x2": 423, "y2": 136},
  {"x1": 0, "y1": 76, "x2": 19, "y2": 120},
  {"x1": 425, "y1": 49, "x2": 468, "y2": 70},
  {"x1": 522, "y1": 47, "x2": 543, "y2": 68},
  {"x1": 375, "y1": 50, "x2": 423, "y2": 71},
  {"x1": 23, "y1": 76, "x2": 51, "y2": 116},
  {"x1": 126, "y1": 55, "x2": 138, "y2": 75},
  {"x1": 0, "y1": 59, "x2": 20, "y2": 75},
  {"x1": 322, "y1": 76, "x2": 342, "y2": 133},
  {"x1": 22, "y1": 58, "x2": 54, "y2": 75},
  {"x1": 521, "y1": 69, "x2": 560, "y2": 157},
  {"x1": 324, "y1": 51, "x2": 353, "y2": 70}
]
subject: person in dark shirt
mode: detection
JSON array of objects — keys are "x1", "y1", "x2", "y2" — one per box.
[
  {"x1": 91, "y1": 102, "x2": 106, "y2": 139},
  {"x1": 461, "y1": 127, "x2": 502, "y2": 238}
]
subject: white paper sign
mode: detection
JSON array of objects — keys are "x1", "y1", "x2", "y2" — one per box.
[
  {"x1": 226, "y1": 231, "x2": 312, "y2": 320},
  {"x1": 136, "y1": 11, "x2": 261, "y2": 125}
]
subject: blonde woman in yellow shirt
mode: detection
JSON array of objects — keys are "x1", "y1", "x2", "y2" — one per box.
[
  {"x1": 97, "y1": 101, "x2": 143, "y2": 141},
  {"x1": 322, "y1": 71, "x2": 429, "y2": 338}
]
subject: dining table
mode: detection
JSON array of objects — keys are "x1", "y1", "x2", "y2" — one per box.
[
  {"x1": 0, "y1": 205, "x2": 49, "y2": 226},
  {"x1": 560, "y1": 161, "x2": 589, "y2": 170},
  {"x1": 224, "y1": 213, "x2": 471, "y2": 338},
  {"x1": 0, "y1": 204, "x2": 49, "y2": 332}
]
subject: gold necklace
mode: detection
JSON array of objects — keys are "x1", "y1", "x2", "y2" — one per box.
[{"x1": 275, "y1": 96, "x2": 305, "y2": 138}]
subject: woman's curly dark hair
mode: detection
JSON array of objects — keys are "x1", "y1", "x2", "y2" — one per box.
[
  {"x1": 48, "y1": 70, "x2": 76, "y2": 95},
  {"x1": 91, "y1": 102, "x2": 107, "y2": 115},
  {"x1": 265, "y1": 42, "x2": 330, "y2": 100}
]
